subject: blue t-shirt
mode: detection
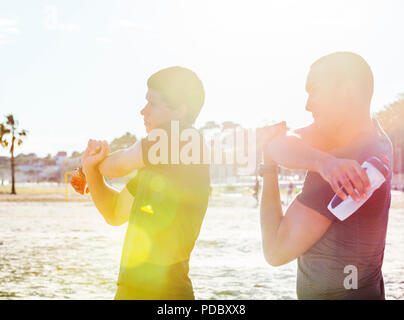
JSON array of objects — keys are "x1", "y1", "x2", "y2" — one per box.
[{"x1": 296, "y1": 121, "x2": 393, "y2": 300}]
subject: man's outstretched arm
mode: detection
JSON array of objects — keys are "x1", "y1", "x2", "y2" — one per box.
[
  {"x1": 97, "y1": 140, "x2": 145, "y2": 178},
  {"x1": 265, "y1": 125, "x2": 332, "y2": 172},
  {"x1": 266, "y1": 125, "x2": 370, "y2": 202}
]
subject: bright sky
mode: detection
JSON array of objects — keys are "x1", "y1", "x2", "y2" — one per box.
[{"x1": 1, "y1": 0, "x2": 403, "y2": 157}]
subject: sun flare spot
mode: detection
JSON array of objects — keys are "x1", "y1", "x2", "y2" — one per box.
[{"x1": 141, "y1": 204, "x2": 154, "y2": 215}]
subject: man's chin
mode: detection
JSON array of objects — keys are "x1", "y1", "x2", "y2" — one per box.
[{"x1": 144, "y1": 123, "x2": 152, "y2": 133}]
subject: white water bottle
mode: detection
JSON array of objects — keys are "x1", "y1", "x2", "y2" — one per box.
[{"x1": 327, "y1": 156, "x2": 390, "y2": 221}]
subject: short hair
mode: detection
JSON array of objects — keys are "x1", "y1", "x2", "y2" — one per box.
[
  {"x1": 147, "y1": 66, "x2": 205, "y2": 124},
  {"x1": 310, "y1": 52, "x2": 374, "y2": 101}
]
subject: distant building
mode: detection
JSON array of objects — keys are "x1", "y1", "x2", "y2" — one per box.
[{"x1": 54, "y1": 151, "x2": 67, "y2": 166}]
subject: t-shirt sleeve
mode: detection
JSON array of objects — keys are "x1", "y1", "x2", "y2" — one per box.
[
  {"x1": 296, "y1": 171, "x2": 338, "y2": 222},
  {"x1": 125, "y1": 174, "x2": 139, "y2": 197}
]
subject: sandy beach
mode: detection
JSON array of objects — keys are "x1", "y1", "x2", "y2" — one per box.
[{"x1": 1, "y1": 190, "x2": 403, "y2": 300}]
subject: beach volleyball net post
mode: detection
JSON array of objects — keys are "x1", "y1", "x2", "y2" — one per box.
[{"x1": 64, "y1": 171, "x2": 73, "y2": 202}]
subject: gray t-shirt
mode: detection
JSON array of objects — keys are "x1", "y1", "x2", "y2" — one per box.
[{"x1": 296, "y1": 121, "x2": 393, "y2": 300}]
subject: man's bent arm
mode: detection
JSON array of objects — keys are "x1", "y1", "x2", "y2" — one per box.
[
  {"x1": 98, "y1": 141, "x2": 144, "y2": 178},
  {"x1": 260, "y1": 169, "x2": 332, "y2": 266},
  {"x1": 260, "y1": 170, "x2": 284, "y2": 266},
  {"x1": 85, "y1": 167, "x2": 130, "y2": 226}
]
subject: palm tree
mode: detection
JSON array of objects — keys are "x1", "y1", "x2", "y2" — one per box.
[{"x1": 0, "y1": 114, "x2": 28, "y2": 194}]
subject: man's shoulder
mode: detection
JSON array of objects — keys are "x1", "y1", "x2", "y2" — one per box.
[
  {"x1": 355, "y1": 127, "x2": 393, "y2": 166},
  {"x1": 374, "y1": 127, "x2": 393, "y2": 157}
]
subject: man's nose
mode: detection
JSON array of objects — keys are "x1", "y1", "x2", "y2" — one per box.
[{"x1": 305, "y1": 99, "x2": 312, "y2": 112}]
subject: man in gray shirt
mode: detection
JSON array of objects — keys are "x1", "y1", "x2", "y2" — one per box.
[{"x1": 260, "y1": 52, "x2": 392, "y2": 299}]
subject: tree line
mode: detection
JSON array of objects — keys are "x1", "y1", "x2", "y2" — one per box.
[{"x1": 375, "y1": 94, "x2": 404, "y2": 174}]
